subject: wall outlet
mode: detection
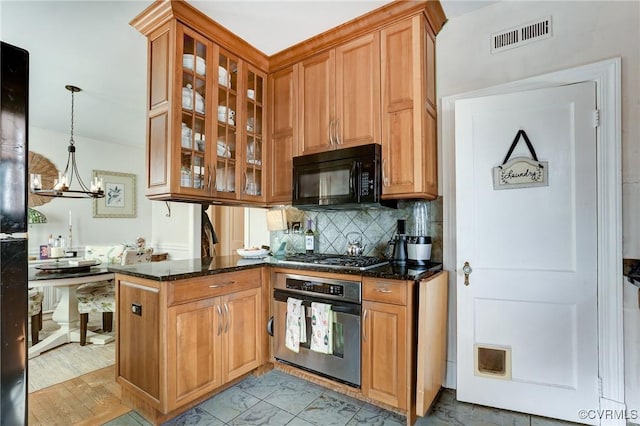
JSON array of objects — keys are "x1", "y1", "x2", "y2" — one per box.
[{"x1": 131, "y1": 303, "x2": 142, "y2": 316}]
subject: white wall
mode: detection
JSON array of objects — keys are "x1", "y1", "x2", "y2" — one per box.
[
  {"x1": 436, "y1": 0, "x2": 640, "y2": 411},
  {"x1": 245, "y1": 208, "x2": 270, "y2": 249},
  {"x1": 28, "y1": 126, "x2": 152, "y2": 255},
  {"x1": 150, "y1": 201, "x2": 199, "y2": 260}
]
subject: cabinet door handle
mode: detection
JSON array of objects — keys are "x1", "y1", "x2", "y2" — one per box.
[
  {"x1": 376, "y1": 288, "x2": 392, "y2": 293},
  {"x1": 224, "y1": 303, "x2": 229, "y2": 333},
  {"x1": 328, "y1": 120, "x2": 335, "y2": 145},
  {"x1": 335, "y1": 119, "x2": 341, "y2": 145},
  {"x1": 207, "y1": 165, "x2": 212, "y2": 191},
  {"x1": 362, "y1": 309, "x2": 368, "y2": 342},
  {"x1": 212, "y1": 165, "x2": 217, "y2": 191},
  {"x1": 382, "y1": 159, "x2": 389, "y2": 187},
  {"x1": 216, "y1": 305, "x2": 222, "y2": 336}
]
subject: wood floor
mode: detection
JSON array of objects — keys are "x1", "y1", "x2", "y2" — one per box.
[{"x1": 28, "y1": 366, "x2": 131, "y2": 426}]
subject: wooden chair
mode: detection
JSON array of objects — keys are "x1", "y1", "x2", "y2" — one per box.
[{"x1": 28, "y1": 288, "x2": 44, "y2": 345}]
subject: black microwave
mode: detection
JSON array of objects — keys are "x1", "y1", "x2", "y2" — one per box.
[{"x1": 292, "y1": 143, "x2": 396, "y2": 210}]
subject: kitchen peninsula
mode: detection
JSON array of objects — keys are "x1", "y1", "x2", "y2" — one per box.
[{"x1": 109, "y1": 257, "x2": 448, "y2": 426}]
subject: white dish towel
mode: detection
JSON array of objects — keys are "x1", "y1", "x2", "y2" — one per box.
[
  {"x1": 310, "y1": 302, "x2": 333, "y2": 354},
  {"x1": 285, "y1": 297, "x2": 306, "y2": 353}
]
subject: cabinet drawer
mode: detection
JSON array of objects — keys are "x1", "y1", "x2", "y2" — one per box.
[
  {"x1": 168, "y1": 268, "x2": 261, "y2": 305},
  {"x1": 362, "y1": 277, "x2": 407, "y2": 305}
]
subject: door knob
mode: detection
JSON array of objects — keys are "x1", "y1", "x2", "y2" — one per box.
[{"x1": 462, "y1": 261, "x2": 472, "y2": 286}]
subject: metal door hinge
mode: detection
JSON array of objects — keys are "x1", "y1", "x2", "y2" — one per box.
[
  {"x1": 593, "y1": 110, "x2": 600, "y2": 128},
  {"x1": 598, "y1": 376, "x2": 603, "y2": 396}
]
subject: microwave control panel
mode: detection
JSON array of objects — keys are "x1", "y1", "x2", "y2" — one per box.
[{"x1": 360, "y1": 172, "x2": 372, "y2": 196}]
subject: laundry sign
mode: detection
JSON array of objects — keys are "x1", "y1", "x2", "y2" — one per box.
[{"x1": 493, "y1": 129, "x2": 548, "y2": 190}]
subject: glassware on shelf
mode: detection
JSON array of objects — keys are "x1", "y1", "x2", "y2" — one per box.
[
  {"x1": 180, "y1": 166, "x2": 191, "y2": 187},
  {"x1": 181, "y1": 123, "x2": 192, "y2": 148},
  {"x1": 182, "y1": 84, "x2": 193, "y2": 110}
]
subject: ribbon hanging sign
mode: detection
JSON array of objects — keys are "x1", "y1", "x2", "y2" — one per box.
[{"x1": 492, "y1": 129, "x2": 548, "y2": 190}]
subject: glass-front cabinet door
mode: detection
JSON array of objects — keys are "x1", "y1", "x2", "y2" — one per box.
[
  {"x1": 178, "y1": 26, "x2": 212, "y2": 196},
  {"x1": 241, "y1": 65, "x2": 266, "y2": 201},
  {"x1": 214, "y1": 48, "x2": 239, "y2": 200}
]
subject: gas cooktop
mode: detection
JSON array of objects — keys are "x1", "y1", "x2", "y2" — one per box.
[{"x1": 278, "y1": 253, "x2": 389, "y2": 271}]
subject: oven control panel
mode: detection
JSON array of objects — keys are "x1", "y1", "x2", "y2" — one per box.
[
  {"x1": 286, "y1": 279, "x2": 344, "y2": 296},
  {"x1": 276, "y1": 273, "x2": 362, "y2": 304}
]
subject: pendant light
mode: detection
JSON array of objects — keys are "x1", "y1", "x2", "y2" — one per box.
[{"x1": 30, "y1": 85, "x2": 105, "y2": 199}]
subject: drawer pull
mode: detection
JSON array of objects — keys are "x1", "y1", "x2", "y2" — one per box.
[
  {"x1": 209, "y1": 281, "x2": 235, "y2": 289},
  {"x1": 376, "y1": 288, "x2": 392, "y2": 293}
]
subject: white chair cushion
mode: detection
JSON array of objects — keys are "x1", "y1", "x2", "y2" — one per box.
[
  {"x1": 28, "y1": 289, "x2": 43, "y2": 317},
  {"x1": 121, "y1": 247, "x2": 153, "y2": 265},
  {"x1": 85, "y1": 245, "x2": 127, "y2": 265},
  {"x1": 76, "y1": 281, "x2": 115, "y2": 314}
]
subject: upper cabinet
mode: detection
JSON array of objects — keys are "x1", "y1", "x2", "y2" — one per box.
[
  {"x1": 132, "y1": 2, "x2": 268, "y2": 205},
  {"x1": 380, "y1": 15, "x2": 437, "y2": 200},
  {"x1": 298, "y1": 33, "x2": 381, "y2": 156},
  {"x1": 267, "y1": 66, "x2": 297, "y2": 204},
  {"x1": 134, "y1": 1, "x2": 446, "y2": 205}
]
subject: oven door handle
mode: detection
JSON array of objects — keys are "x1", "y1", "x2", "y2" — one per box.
[
  {"x1": 349, "y1": 161, "x2": 358, "y2": 199},
  {"x1": 267, "y1": 316, "x2": 274, "y2": 336},
  {"x1": 330, "y1": 305, "x2": 360, "y2": 316}
]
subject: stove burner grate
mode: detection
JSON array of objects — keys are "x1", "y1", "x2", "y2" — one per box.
[{"x1": 280, "y1": 253, "x2": 389, "y2": 270}]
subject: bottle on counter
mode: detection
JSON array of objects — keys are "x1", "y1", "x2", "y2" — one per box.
[{"x1": 305, "y1": 219, "x2": 315, "y2": 254}]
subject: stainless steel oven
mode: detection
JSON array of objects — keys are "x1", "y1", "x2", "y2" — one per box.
[{"x1": 270, "y1": 273, "x2": 361, "y2": 387}]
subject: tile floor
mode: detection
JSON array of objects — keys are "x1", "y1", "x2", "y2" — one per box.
[{"x1": 104, "y1": 369, "x2": 581, "y2": 426}]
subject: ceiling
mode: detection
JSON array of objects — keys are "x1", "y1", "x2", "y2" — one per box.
[{"x1": 0, "y1": 1, "x2": 494, "y2": 149}]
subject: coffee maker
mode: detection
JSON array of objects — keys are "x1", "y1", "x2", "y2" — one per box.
[
  {"x1": 407, "y1": 202, "x2": 432, "y2": 265},
  {"x1": 386, "y1": 219, "x2": 408, "y2": 264}
]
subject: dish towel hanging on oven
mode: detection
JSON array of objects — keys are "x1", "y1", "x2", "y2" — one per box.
[
  {"x1": 285, "y1": 297, "x2": 306, "y2": 353},
  {"x1": 310, "y1": 302, "x2": 333, "y2": 354}
]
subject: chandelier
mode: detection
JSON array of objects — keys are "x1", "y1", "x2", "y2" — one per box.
[{"x1": 30, "y1": 85, "x2": 105, "y2": 199}]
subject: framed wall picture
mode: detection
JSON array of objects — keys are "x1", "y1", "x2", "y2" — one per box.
[{"x1": 92, "y1": 170, "x2": 137, "y2": 218}]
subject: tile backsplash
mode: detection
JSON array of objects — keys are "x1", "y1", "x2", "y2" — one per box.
[{"x1": 270, "y1": 197, "x2": 443, "y2": 261}]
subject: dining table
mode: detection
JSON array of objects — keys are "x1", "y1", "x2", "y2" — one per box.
[{"x1": 28, "y1": 263, "x2": 115, "y2": 359}]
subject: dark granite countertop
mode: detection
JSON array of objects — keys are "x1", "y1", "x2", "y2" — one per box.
[
  {"x1": 108, "y1": 256, "x2": 266, "y2": 281},
  {"x1": 109, "y1": 255, "x2": 443, "y2": 282}
]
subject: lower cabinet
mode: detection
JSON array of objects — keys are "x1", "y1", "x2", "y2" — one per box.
[
  {"x1": 115, "y1": 269, "x2": 264, "y2": 422},
  {"x1": 361, "y1": 278, "x2": 409, "y2": 410},
  {"x1": 168, "y1": 287, "x2": 261, "y2": 409},
  {"x1": 361, "y1": 272, "x2": 448, "y2": 422}
]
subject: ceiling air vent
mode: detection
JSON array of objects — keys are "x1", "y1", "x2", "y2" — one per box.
[{"x1": 491, "y1": 16, "x2": 552, "y2": 53}]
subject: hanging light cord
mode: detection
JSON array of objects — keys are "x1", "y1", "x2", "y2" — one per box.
[{"x1": 61, "y1": 85, "x2": 90, "y2": 192}]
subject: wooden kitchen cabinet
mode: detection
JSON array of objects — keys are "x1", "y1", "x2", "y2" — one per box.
[
  {"x1": 298, "y1": 32, "x2": 381, "y2": 155},
  {"x1": 238, "y1": 64, "x2": 267, "y2": 202},
  {"x1": 167, "y1": 286, "x2": 261, "y2": 408},
  {"x1": 362, "y1": 278, "x2": 409, "y2": 410},
  {"x1": 117, "y1": 277, "x2": 161, "y2": 401},
  {"x1": 115, "y1": 268, "x2": 265, "y2": 423},
  {"x1": 361, "y1": 271, "x2": 448, "y2": 424},
  {"x1": 380, "y1": 15, "x2": 438, "y2": 200},
  {"x1": 132, "y1": 2, "x2": 268, "y2": 205},
  {"x1": 267, "y1": 66, "x2": 297, "y2": 203}
]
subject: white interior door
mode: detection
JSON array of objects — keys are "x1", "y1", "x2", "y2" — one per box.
[{"x1": 455, "y1": 82, "x2": 599, "y2": 424}]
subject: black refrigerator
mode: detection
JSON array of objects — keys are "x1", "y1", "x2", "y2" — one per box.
[{"x1": 0, "y1": 41, "x2": 29, "y2": 425}]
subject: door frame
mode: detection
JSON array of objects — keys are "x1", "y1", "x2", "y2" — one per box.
[{"x1": 441, "y1": 58, "x2": 624, "y2": 419}]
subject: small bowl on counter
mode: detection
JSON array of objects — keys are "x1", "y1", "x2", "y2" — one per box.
[{"x1": 236, "y1": 248, "x2": 269, "y2": 258}]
